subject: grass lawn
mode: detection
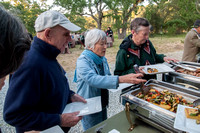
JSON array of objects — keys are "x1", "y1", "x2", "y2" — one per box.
[{"x1": 57, "y1": 34, "x2": 186, "y2": 73}]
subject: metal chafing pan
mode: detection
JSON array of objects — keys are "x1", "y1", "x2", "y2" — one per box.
[
  {"x1": 170, "y1": 61, "x2": 200, "y2": 80},
  {"x1": 163, "y1": 74, "x2": 200, "y2": 91},
  {"x1": 164, "y1": 61, "x2": 200, "y2": 91},
  {"x1": 121, "y1": 79, "x2": 200, "y2": 133}
]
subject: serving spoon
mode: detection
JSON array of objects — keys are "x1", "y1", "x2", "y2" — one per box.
[
  {"x1": 133, "y1": 64, "x2": 148, "y2": 95},
  {"x1": 193, "y1": 99, "x2": 200, "y2": 107}
]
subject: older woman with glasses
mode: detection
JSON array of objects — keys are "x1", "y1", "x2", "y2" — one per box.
[
  {"x1": 74, "y1": 28, "x2": 146, "y2": 131},
  {"x1": 114, "y1": 17, "x2": 178, "y2": 80}
]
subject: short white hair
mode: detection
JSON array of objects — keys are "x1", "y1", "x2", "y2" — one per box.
[{"x1": 85, "y1": 28, "x2": 106, "y2": 49}]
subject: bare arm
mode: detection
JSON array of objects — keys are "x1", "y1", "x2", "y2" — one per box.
[{"x1": 118, "y1": 73, "x2": 146, "y2": 84}]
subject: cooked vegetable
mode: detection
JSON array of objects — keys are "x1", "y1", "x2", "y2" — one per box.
[
  {"x1": 136, "y1": 88, "x2": 193, "y2": 113},
  {"x1": 147, "y1": 68, "x2": 158, "y2": 73},
  {"x1": 190, "y1": 113, "x2": 198, "y2": 116}
]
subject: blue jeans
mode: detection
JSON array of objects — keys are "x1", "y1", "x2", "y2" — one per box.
[{"x1": 82, "y1": 108, "x2": 107, "y2": 131}]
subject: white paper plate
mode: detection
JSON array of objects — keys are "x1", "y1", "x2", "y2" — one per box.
[
  {"x1": 141, "y1": 63, "x2": 175, "y2": 75},
  {"x1": 174, "y1": 104, "x2": 200, "y2": 133},
  {"x1": 62, "y1": 96, "x2": 102, "y2": 116},
  {"x1": 40, "y1": 125, "x2": 64, "y2": 133}
]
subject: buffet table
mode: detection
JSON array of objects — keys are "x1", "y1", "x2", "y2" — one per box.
[
  {"x1": 84, "y1": 62, "x2": 200, "y2": 133},
  {"x1": 84, "y1": 110, "x2": 162, "y2": 133}
]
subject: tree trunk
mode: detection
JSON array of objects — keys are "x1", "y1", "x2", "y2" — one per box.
[
  {"x1": 97, "y1": 11, "x2": 103, "y2": 29},
  {"x1": 97, "y1": 21, "x2": 101, "y2": 29},
  {"x1": 118, "y1": 28, "x2": 127, "y2": 39}
]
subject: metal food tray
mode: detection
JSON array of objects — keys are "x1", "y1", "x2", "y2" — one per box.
[
  {"x1": 160, "y1": 79, "x2": 200, "y2": 96},
  {"x1": 121, "y1": 79, "x2": 199, "y2": 132},
  {"x1": 170, "y1": 61, "x2": 200, "y2": 81},
  {"x1": 179, "y1": 61, "x2": 200, "y2": 67},
  {"x1": 173, "y1": 76, "x2": 200, "y2": 91}
]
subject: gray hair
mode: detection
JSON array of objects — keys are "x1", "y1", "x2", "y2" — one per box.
[
  {"x1": 85, "y1": 29, "x2": 106, "y2": 49},
  {"x1": 130, "y1": 17, "x2": 150, "y2": 33}
]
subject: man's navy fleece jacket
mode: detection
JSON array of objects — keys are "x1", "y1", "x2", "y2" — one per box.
[{"x1": 3, "y1": 37, "x2": 74, "y2": 133}]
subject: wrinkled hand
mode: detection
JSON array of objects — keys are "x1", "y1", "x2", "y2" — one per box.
[
  {"x1": 60, "y1": 112, "x2": 82, "y2": 127},
  {"x1": 71, "y1": 94, "x2": 87, "y2": 103},
  {"x1": 164, "y1": 57, "x2": 179, "y2": 63},
  {"x1": 0, "y1": 77, "x2": 6, "y2": 91},
  {"x1": 118, "y1": 73, "x2": 147, "y2": 84}
]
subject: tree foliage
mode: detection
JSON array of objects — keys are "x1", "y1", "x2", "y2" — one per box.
[
  {"x1": 0, "y1": 0, "x2": 45, "y2": 35},
  {"x1": 64, "y1": 13, "x2": 87, "y2": 32},
  {"x1": 1, "y1": 0, "x2": 200, "y2": 37},
  {"x1": 54, "y1": 0, "x2": 107, "y2": 29},
  {"x1": 106, "y1": 0, "x2": 145, "y2": 39},
  {"x1": 143, "y1": 0, "x2": 199, "y2": 34},
  {"x1": 164, "y1": 19, "x2": 187, "y2": 34}
]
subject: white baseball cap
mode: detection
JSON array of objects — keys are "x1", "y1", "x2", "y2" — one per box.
[{"x1": 34, "y1": 10, "x2": 81, "y2": 32}]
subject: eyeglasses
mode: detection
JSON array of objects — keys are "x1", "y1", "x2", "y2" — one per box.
[{"x1": 99, "y1": 43, "x2": 107, "y2": 46}]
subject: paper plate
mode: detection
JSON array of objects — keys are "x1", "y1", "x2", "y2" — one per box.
[
  {"x1": 62, "y1": 96, "x2": 102, "y2": 116},
  {"x1": 174, "y1": 104, "x2": 200, "y2": 133},
  {"x1": 141, "y1": 63, "x2": 175, "y2": 75}
]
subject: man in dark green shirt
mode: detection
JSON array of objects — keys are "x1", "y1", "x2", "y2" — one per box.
[{"x1": 114, "y1": 18, "x2": 177, "y2": 78}]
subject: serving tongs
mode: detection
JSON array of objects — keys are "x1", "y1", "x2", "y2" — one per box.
[
  {"x1": 193, "y1": 99, "x2": 200, "y2": 107},
  {"x1": 169, "y1": 61, "x2": 197, "y2": 72},
  {"x1": 133, "y1": 64, "x2": 148, "y2": 95}
]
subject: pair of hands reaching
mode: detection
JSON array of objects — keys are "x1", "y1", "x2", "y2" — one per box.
[{"x1": 60, "y1": 94, "x2": 87, "y2": 127}]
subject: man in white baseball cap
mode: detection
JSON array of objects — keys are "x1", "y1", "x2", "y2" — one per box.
[
  {"x1": 3, "y1": 10, "x2": 86, "y2": 133},
  {"x1": 34, "y1": 10, "x2": 81, "y2": 32}
]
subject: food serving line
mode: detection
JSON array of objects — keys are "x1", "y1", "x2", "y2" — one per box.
[
  {"x1": 84, "y1": 61, "x2": 200, "y2": 133},
  {"x1": 164, "y1": 61, "x2": 200, "y2": 90}
]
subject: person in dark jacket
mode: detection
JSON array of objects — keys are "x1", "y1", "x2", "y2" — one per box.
[
  {"x1": 0, "y1": 6, "x2": 31, "y2": 133},
  {"x1": 114, "y1": 18, "x2": 177, "y2": 79},
  {"x1": 182, "y1": 19, "x2": 200, "y2": 62},
  {"x1": 106, "y1": 27, "x2": 113, "y2": 38},
  {"x1": 3, "y1": 10, "x2": 86, "y2": 133}
]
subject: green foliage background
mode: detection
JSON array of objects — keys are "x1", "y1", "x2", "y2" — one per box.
[
  {"x1": 143, "y1": 0, "x2": 199, "y2": 35},
  {"x1": 1, "y1": 0, "x2": 200, "y2": 36}
]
